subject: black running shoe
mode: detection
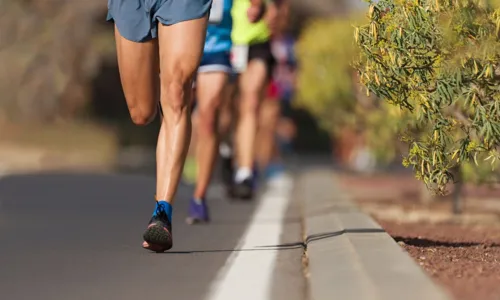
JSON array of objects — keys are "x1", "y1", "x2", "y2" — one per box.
[
  {"x1": 142, "y1": 201, "x2": 173, "y2": 253},
  {"x1": 232, "y1": 178, "x2": 254, "y2": 200}
]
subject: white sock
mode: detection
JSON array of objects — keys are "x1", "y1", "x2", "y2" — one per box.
[
  {"x1": 194, "y1": 198, "x2": 203, "y2": 205},
  {"x1": 235, "y1": 167, "x2": 252, "y2": 183}
]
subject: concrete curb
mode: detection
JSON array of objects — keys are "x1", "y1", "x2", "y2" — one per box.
[{"x1": 298, "y1": 168, "x2": 451, "y2": 300}]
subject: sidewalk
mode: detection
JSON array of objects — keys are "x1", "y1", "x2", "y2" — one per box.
[{"x1": 297, "y1": 168, "x2": 451, "y2": 300}]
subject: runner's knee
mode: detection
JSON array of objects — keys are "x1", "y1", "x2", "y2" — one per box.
[
  {"x1": 197, "y1": 106, "x2": 218, "y2": 135},
  {"x1": 129, "y1": 102, "x2": 157, "y2": 126},
  {"x1": 161, "y1": 68, "x2": 193, "y2": 114},
  {"x1": 239, "y1": 92, "x2": 260, "y2": 116}
]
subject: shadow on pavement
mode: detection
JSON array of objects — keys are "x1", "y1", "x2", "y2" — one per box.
[
  {"x1": 165, "y1": 243, "x2": 304, "y2": 254},
  {"x1": 160, "y1": 228, "x2": 386, "y2": 254}
]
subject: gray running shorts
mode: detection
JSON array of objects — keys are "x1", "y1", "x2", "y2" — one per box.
[{"x1": 107, "y1": 0, "x2": 213, "y2": 43}]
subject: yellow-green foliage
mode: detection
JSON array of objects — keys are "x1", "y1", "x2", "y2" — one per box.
[
  {"x1": 295, "y1": 15, "x2": 412, "y2": 164},
  {"x1": 356, "y1": 0, "x2": 500, "y2": 193},
  {"x1": 295, "y1": 17, "x2": 364, "y2": 134}
]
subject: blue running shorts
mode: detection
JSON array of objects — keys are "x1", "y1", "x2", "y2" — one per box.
[
  {"x1": 107, "y1": 0, "x2": 213, "y2": 42},
  {"x1": 198, "y1": 51, "x2": 232, "y2": 74}
]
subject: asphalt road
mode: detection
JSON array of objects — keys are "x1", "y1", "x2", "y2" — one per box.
[{"x1": 0, "y1": 171, "x2": 305, "y2": 300}]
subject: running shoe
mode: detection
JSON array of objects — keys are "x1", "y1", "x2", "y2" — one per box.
[
  {"x1": 264, "y1": 162, "x2": 285, "y2": 180},
  {"x1": 142, "y1": 201, "x2": 173, "y2": 253},
  {"x1": 232, "y1": 177, "x2": 254, "y2": 200},
  {"x1": 186, "y1": 198, "x2": 210, "y2": 225}
]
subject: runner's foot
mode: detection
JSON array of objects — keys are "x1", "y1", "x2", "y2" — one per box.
[
  {"x1": 186, "y1": 198, "x2": 210, "y2": 225},
  {"x1": 232, "y1": 166, "x2": 257, "y2": 200},
  {"x1": 232, "y1": 177, "x2": 254, "y2": 200},
  {"x1": 143, "y1": 201, "x2": 173, "y2": 253},
  {"x1": 265, "y1": 162, "x2": 285, "y2": 180}
]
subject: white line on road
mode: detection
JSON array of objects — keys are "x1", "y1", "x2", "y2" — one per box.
[{"x1": 206, "y1": 174, "x2": 293, "y2": 300}]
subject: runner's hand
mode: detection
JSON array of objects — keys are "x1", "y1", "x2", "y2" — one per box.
[
  {"x1": 247, "y1": 2, "x2": 265, "y2": 23},
  {"x1": 263, "y1": 2, "x2": 278, "y2": 33}
]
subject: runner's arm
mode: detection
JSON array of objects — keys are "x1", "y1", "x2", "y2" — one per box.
[
  {"x1": 247, "y1": 0, "x2": 267, "y2": 23},
  {"x1": 266, "y1": 0, "x2": 290, "y2": 35}
]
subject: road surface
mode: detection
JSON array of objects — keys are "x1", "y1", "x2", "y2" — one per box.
[{"x1": 0, "y1": 171, "x2": 305, "y2": 300}]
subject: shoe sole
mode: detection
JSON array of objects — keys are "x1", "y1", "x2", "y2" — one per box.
[
  {"x1": 233, "y1": 185, "x2": 254, "y2": 201},
  {"x1": 185, "y1": 217, "x2": 210, "y2": 225},
  {"x1": 143, "y1": 223, "x2": 173, "y2": 252}
]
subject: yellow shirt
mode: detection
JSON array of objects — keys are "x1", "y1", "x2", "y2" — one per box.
[{"x1": 231, "y1": 0, "x2": 271, "y2": 45}]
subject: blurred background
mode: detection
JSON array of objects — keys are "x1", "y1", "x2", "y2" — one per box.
[
  {"x1": 1, "y1": 1, "x2": 500, "y2": 298},
  {"x1": 0, "y1": 0, "x2": 358, "y2": 173}
]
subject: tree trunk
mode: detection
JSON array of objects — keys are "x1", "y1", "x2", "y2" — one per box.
[
  {"x1": 334, "y1": 127, "x2": 359, "y2": 169},
  {"x1": 420, "y1": 182, "x2": 436, "y2": 205}
]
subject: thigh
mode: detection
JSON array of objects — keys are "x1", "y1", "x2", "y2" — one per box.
[
  {"x1": 157, "y1": 16, "x2": 209, "y2": 90},
  {"x1": 248, "y1": 42, "x2": 275, "y2": 79},
  {"x1": 114, "y1": 27, "x2": 160, "y2": 114},
  {"x1": 196, "y1": 71, "x2": 229, "y2": 110},
  {"x1": 239, "y1": 59, "x2": 268, "y2": 96},
  {"x1": 108, "y1": 0, "x2": 157, "y2": 42}
]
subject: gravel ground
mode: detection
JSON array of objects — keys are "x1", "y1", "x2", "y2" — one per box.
[
  {"x1": 380, "y1": 221, "x2": 500, "y2": 300},
  {"x1": 336, "y1": 171, "x2": 500, "y2": 300}
]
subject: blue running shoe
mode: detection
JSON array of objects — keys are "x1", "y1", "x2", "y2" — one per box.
[
  {"x1": 186, "y1": 198, "x2": 210, "y2": 225},
  {"x1": 143, "y1": 201, "x2": 173, "y2": 253},
  {"x1": 265, "y1": 162, "x2": 285, "y2": 180}
]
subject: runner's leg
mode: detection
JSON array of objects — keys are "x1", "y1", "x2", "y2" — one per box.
[
  {"x1": 193, "y1": 71, "x2": 228, "y2": 199},
  {"x1": 255, "y1": 94, "x2": 280, "y2": 172},
  {"x1": 142, "y1": 17, "x2": 208, "y2": 252},
  {"x1": 112, "y1": 27, "x2": 167, "y2": 252},
  {"x1": 231, "y1": 59, "x2": 268, "y2": 199},
  {"x1": 113, "y1": 27, "x2": 159, "y2": 126},
  {"x1": 155, "y1": 17, "x2": 208, "y2": 204}
]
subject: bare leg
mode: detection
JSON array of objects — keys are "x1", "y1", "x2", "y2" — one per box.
[
  {"x1": 193, "y1": 72, "x2": 228, "y2": 199},
  {"x1": 255, "y1": 97, "x2": 280, "y2": 171},
  {"x1": 155, "y1": 17, "x2": 208, "y2": 203},
  {"x1": 113, "y1": 26, "x2": 159, "y2": 126},
  {"x1": 235, "y1": 60, "x2": 268, "y2": 175}
]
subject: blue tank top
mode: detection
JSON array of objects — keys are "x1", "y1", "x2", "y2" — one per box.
[{"x1": 204, "y1": 0, "x2": 233, "y2": 54}]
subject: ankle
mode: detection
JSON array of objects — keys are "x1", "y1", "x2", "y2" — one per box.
[
  {"x1": 192, "y1": 197, "x2": 204, "y2": 205},
  {"x1": 235, "y1": 167, "x2": 252, "y2": 182},
  {"x1": 156, "y1": 200, "x2": 173, "y2": 221},
  {"x1": 193, "y1": 191, "x2": 205, "y2": 200}
]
